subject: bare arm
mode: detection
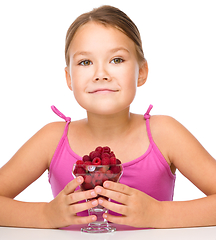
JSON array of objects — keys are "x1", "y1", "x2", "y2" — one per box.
[
  {"x1": 153, "y1": 116, "x2": 216, "y2": 228},
  {"x1": 0, "y1": 122, "x2": 98, "y2": 228},
  {"x1": 95, "y1": 116, "x2": 216, "y2": 228},
  {"x1": 0, "y1": 196, "x2": 49, "y2": 228},
  {"x1": 0, "y1": 123, "x2": 60, "y2": 228}
]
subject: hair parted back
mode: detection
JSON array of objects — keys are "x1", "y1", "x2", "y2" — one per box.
[{"x1": 65, "y1": 5, "x2": 145, "y2": 66}]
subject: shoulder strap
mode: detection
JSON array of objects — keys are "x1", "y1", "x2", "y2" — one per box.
[
  {"x1": 51, "y1": 105, "x2": 71, "y2": 136},
  {"x1": 51, "y1": 105, "x2": 71, "y2": 122},
  {"x1": 144, "y1": 105, "x2": 154, "y2": 143}
]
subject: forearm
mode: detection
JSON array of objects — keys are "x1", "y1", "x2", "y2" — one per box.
[
  {"x1": 0, "y1": 196, "x2": 50, "y2": 229},
  {"x1": 156, "y1": 194, "x2": 216, "y2": 228}
]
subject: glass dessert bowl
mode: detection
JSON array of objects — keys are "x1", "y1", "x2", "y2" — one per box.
[{"x1": 72, "y1": 146, "x2": 123, "y2": 233}]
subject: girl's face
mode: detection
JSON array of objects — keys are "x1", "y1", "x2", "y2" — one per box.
[{"x1": 65, "y1": 22, "x2": 147, "y2": 115}]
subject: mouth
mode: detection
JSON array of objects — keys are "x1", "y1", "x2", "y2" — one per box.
[{"x1": 88, "y1": 89, "x2": 119, "y2": 94}]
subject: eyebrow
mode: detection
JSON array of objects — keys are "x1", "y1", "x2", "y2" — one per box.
[
  {"x1": 73, "y1": 47, "x2": 130, "y2": 59},
  {"x1": 109, "y1": 47, "x2": 130, "y2": 54}
]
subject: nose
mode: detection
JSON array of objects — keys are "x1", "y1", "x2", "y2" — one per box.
[
  {"x1": 95, "y1": 76, "x2": 110, "y2": 81},
  {"x1": 93, "y1": 64, "x2": 111, "y2": 82}
]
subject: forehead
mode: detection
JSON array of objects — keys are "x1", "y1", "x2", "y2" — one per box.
[{"x1": 68, "y1": 21, "x2": 137, "y2": 57}]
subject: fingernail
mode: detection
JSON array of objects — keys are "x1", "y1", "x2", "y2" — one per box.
[
  {"x1": 98, "y1": 199, "x2": 103, "y2": 204},
  {"x1": 92, "y1": 215, "x2": 97, "y2": 221},
  {"x1": 91, "y1": 191, "x2": 96, "y2": 197},
  {"x1": 77, "y1": 177, "x2": 82, "y2": 183},
  {"x1": 95, "y1": 187, "x2": 102, "y2": 193},
  {"x1": 104, "y1": 182, "x2": 110, "y2": 188},
  {"x1": 103, "y1": 214, "x2": 107, "y2": 219},
  {"x1": 92, "y1": 200, "x2": 98, "y2": 206}
]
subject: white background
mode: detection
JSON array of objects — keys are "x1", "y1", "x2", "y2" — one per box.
[{"x1": 0, "y1": 0, "x2": 215, "y2": 203}]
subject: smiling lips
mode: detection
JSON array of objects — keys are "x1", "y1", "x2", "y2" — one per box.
[{"x1": 89, "y1": 89, "x2": 119, "y2": 94}]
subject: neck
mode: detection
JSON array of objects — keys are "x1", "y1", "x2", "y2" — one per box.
[{"x1": 85, "y1": 108, "x2": 132, "y2": 142}]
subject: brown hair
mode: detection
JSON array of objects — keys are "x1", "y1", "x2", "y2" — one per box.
[{"x1": 65, "y1": 5, "x2": 145, "y2": 66}]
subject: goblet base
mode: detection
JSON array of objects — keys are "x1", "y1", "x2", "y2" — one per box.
[
  {"x1": 81, "y1": 205, "x2": 116, "y2": 233},
  {"x1": 81, "y1": 224, "x2": 116, "y2": 233}
]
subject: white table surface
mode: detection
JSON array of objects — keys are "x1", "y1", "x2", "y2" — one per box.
[{"x1": 1, "y1": 226, "x2": 216, "y2": 240}]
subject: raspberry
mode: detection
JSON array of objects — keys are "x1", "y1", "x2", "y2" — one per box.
[
  {"x1": 81, "y1": 182, "x2": 94, "y2": 190},
  {"x1": 89, "y1": 171, "x2": 104, "y2": 187},
  {"x1": 95, "y1": 146, "x2": 103, "y2": 153},
  {"x1": 74, "y1": 166, "x2": 86, "y2": 175},
  {"x1": 102, "y1": 146, "x2": 111, "y2": 153},
  {"x1": 110, "y1": 165, "x2": 121, "y2": 174},
  {"x1": 84, "y1": 174, "x2": 92, "y2": 184},
  {"x1": 105, "y1": 170, "x2": 114, "y2": 179},
  {"x1": 94, "y1": 171, "x2": 103, "y2": 180},
  {"x1": 116, "y1": 159, "x2": 122, "y2": 164},
  {"x1": 82, "y1": 155, "x2": 91, "y2": 162},
  {"x1": 76, "y1": 160, "x2": 84, "y2": 165},
  {"x1": 109, "y1": 151, "x2": 116, "y2": 158},
  {"x1": 102, "y1": 157, "x2": 110, "y2": 165},
  {"x1": 100, "y1": 166, "x2": 109, "y2": 173},
  {"x1": 92, "y1": 157, "x2": 102, "y2": 165},
  {"x1": 102, "y1": 175, "x2": 109, "y2": 183},
  {"x1": 90, "y1": 151, "x2": 101, "y2": 160},
  {"x1": 101, "y1": 153, "x2": 110, "y2": 159},
  {"x1": 106, "y1": 170, "x2": 113, "y2": 175},
  {"x1": 84, "y1": 161, "x2": 92, "y2": 166},
  {"x1": 110, "y1": 156, "x2": 117, "y2": 165},
  {"x1": 92, "y1": 178, "x2": 102, "y2": 186}
]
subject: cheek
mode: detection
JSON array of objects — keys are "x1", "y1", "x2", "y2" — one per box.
[
  {"x1": 70, "y1": 74, "x2": 84, "y2": 103},
  {"x1": 119, "y1": 67, "x2": 138, "y2": 92},
  {"x1": 124, "y1": 69, "x2": 139, "y2": 103},
  {"x1": 70, "y1": 67, "x2": 87, "y2": 91},
  {"x1": 71, "y1": 81, "x2": 85, "y2": 104}
]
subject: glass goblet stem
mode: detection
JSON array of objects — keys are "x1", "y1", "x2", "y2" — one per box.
[{"x1": 81, "y1": 200, "x2": 116, "y2": 233}]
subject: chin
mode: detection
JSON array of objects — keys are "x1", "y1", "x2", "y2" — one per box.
[
  {"x1": 78, "y1": 98, "x2": 133, "y2": 116},
  {"x1": 87, "y1": 105, "x2": 130, "y2": 116}
]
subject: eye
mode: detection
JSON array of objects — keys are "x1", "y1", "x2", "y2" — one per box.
[
  {"x1": 79, "y1": 60, "x2": 92, "y2": 66},
  {"x1": 111, "y1": 58, "x2": 124, "y2": 64}
]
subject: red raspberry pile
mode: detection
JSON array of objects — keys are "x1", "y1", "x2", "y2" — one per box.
[{"x1": 73, "y1": 146, "x2": 122, "y2": 191}]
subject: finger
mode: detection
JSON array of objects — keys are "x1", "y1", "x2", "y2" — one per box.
[
  {"x1": 95, "y1": 185, "x2": 128, "y2": 204},
  {"x1": 74, "y1": 189, "x2": 81, "y2": 193},
  {"x1": 66, "y1": 189, "x2": 97, "y2": 205},
  {"x1": 103, "y1": 213, "x2": 127, "y2": 226},
  {"x1": 98, "y1": 197, "x2": 127, "y2": 215},
  {"x1": 64, "y1": 176, "x2": 84, "y2": 195},
  {"x1": 73, "y1": 215, "x2": 97, "y2": 225},
  {"x1": 103, "y1": 181, "x2": 132, "y2": 195},
  {"x1": 70, "y1": 198, "x2": 99, "y2": 214}
]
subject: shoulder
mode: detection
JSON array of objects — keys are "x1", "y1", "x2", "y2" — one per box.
[
  {"x1": 41, "y1": 120, "x2": 86, "y2": 160},
  {"x1": 150, "y1": 114, "x2": 178, "y2": 124},
  {"x1": 149, "y1": 115, "x2": 202, "y2": 163},
  {"x1": 40, "y1": 121, "x2": 67, "y2": 135},
  {"x1": 36, "y1": 121, "x2": 67, "y2": 144},
  {"x1": 150, "y1": 115, "x2": 186, "y2": 136},
  {"x1": 33, "y1": 121, "x2": 67, "y2": 161},
  {"x1": 149, "y1": 115, "x2": 190, "y2": 165}
]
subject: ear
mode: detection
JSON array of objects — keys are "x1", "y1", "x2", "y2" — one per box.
[
  {"x1": 65, "y1": 67, "x2": 73, "y2": 91},
  {"x1": 137, "y1": 60, "x2": 148, "y2": 87}
]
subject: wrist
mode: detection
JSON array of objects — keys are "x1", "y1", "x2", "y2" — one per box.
[
  {"x1": 42, "y1": 202, "x2": 58, "y2": 229},
  {"x1": 149, "y1": 199, "x2": 164, "y2": 229}
]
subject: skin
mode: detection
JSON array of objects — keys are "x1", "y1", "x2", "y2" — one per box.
[{"x1": 0, "y1": 21, "x2": 216, "y2": 229}]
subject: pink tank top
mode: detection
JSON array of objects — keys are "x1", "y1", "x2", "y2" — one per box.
[{"x1": 48, "y1": 105, "x2": 176, "y2": 223}]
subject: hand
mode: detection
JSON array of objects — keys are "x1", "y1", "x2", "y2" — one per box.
[
  {"x1": 94, "y1": 181, "x2": 161, "y2": 228},
  {"x1": 44, "y1": 176, "x2": 99, "y2": 228}
]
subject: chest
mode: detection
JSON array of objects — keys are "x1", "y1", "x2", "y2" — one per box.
[{"x1": 67, "y1": 122, "x2": 150, "y2": 164}]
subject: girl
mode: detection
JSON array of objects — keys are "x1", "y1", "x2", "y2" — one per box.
[{"x1": 0, "y1": 5, "x2": 216, "y2": 230}]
